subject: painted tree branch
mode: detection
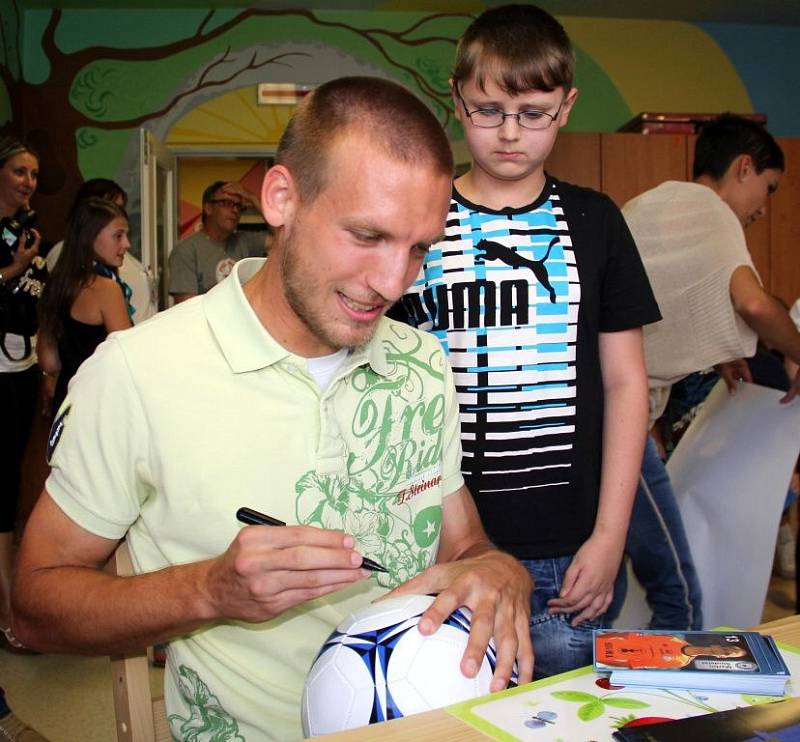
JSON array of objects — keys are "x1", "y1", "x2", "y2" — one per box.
[{"x1": 96, "y1": 49, "x2": 309, "y2": 130}]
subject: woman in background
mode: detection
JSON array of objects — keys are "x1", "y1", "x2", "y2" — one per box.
[
  {"x1": 0, "y1": 136, "x2": 41, "y2": 652},
  {"x1": 38, "y1": 197, "x2": 132, "y2": 415},
  {"x1": 47, "y1": 177, "x2": 156, "y2": 325}
]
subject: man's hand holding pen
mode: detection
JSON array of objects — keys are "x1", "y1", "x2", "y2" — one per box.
[{"x1": 202, "y1": 515, "x2": 371, "y2": 624}]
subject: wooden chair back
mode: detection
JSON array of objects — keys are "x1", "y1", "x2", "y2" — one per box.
[{"x1": 109, "y1": 541, "x2": 171, "y2": 742}]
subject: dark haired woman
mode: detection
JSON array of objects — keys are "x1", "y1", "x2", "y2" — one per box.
[{"x1": 37, "y1": 197, "x2": 132, "y2": 414}]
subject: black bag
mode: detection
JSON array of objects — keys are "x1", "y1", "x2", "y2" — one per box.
[{"x1": 0, "y1": 256, "x2": 47, "y2": 362}]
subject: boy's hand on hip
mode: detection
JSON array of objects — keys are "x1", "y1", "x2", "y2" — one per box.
[{"x1": 547, "y1": 534, "x2": 623, "y2": 626}]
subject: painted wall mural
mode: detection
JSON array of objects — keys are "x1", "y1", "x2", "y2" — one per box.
[{"x1": 1, "y1": 1, "x2": 798, "y2": 239}]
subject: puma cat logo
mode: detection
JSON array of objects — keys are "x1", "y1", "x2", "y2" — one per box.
[{"x1": 475, "y1": 237, "x2": 559, "y2": 303}]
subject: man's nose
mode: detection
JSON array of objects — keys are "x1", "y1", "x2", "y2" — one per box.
[{"x1": 367, "y1": 249, "x2": 415, "y2": 302}]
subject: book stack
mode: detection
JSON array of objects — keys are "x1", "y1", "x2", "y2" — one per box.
[
  {"x1": 593, "y1": 629, "x2": 791, "y2": 696},
  {"x1": 618, "y1": 112, "x2": 768, "y2": 135}
]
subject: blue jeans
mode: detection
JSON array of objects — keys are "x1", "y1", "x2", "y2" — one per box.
[
  {"x1": 607, "y1": 436, "x2": 703, "y2": 630},
  {"x1": 523, "y1": 556, "x2": 606, "y2": 679}
]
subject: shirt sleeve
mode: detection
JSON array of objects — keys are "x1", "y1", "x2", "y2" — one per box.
[
  {"x1": 168, "y1": 240, "x2": 199, "y2": 295},
  {"x1": 598, "y1": 197, "x2": 662, "y2": 333},
  {"x1": 46, "y1": 336, "x2": 150, "y2": 539}
]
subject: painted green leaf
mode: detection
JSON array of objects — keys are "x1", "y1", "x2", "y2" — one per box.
[
  {"x1": 552, "y1": 690, "x2": 599, "y2": 703},
  {"x1": 603, "y1": 698, "x2": 650, "y2": 709},
  {"x1": 741, "y1": 694, "x2": 783, "y2": 705},
  {"x1": 578, "y1": 700, "x2": 605, "y2": 721}
]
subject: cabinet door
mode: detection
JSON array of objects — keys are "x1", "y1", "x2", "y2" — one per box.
[
  {"x1": 600, "y1": 133, "x2": 687, "y2": 208},
  {"x1": 545, "y1": 132, "x2": 601, "y2": 191},
  {"x1": 770, "y1": 138, "x2": 800, "y2": 306}
]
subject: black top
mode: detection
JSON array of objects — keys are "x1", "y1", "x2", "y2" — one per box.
[{"x1": 53, "y1": 315, "x2": 107, "y2": 413}]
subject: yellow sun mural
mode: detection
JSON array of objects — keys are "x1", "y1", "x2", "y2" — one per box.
[{"x1": 166, "y1": 84, "x2": 295, "y2": 149}]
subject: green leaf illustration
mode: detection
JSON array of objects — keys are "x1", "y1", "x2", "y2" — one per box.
[
  {"x1": 741, "y1": 694, "x2": 783, "y2": 706},
  {"x1": 578, "y1": 700, "x2": 605, "y2": 721},
  {"x1": 552, "y1": 690, "x2": 599, "y2": 703},
  {"x1": 603, "y1": 698, "x2": 650, "y2": 709}
]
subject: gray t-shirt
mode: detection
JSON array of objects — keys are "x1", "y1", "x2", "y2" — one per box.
[{"x1": 168, "y1": 229, "x2": 265, "y2": 295}]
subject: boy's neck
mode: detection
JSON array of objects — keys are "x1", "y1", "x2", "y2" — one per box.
[{"x1": 455, "y1": 167, "x2": 547, "y2": 211}]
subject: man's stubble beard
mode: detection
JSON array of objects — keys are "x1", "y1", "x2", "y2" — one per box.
[{"x1": 279, "y1": 228, "x2": 379, "y2": 353}]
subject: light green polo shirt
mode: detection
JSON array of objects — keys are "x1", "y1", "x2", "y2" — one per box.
[{"x1": 46, "y1": 258, "x2": 464, "y2": 742}]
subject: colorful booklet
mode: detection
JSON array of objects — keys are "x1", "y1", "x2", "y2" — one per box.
[
  {"x1": 593, "y1": 629, "x2": 791, "y2": 696},
  {"x1": 612, "y1": 694, "x2": 800, "y2": 741}
]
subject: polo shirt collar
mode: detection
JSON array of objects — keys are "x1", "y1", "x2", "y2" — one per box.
[
  {"x1": 203, "y1": 258, "x2": 288, "y2": 373},
  {"x1": 202, "y1": 257, "x2": 393, "y2": 378}
]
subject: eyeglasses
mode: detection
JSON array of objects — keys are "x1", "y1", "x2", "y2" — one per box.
[
  {"x1": 456, "y1": 85, "x2": 562, "y2": 130},
  {"x1": 207, "y1": 198, "x2": 245, "y2": 211}
]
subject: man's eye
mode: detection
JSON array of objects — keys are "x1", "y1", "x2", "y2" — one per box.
[
  {"x1": 475, "y1": 108, "x2": 503, "y2": 117},
  {"x1": 352, "y1": 231, "x2": 379, "y2": 243}
]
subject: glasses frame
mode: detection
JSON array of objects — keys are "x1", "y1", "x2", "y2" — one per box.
[
  {"x1": 207, "y1": 198, "x2": 245, "y2": 212},
  {"x1": 455, "y1": 84, "x2": 563, "y2": 130}
]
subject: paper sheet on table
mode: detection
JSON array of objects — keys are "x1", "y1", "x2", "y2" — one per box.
[
  {"x1": 447, "y1": 642, "x2": 800, "y2": 742},
  {"x1": 614, "y1": 381, "x2": 800, "y2": 631}
]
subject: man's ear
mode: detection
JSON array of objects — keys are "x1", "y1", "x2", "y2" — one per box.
[{"x1": 261, "y1": 164, "x2": 297, "y2": 228}]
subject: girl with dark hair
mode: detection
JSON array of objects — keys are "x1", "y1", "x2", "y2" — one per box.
[
  {"x1": 38, "y1": 197, "x2": 132, "y2": 414},
  {"x1": 46, "y1": 178, "x2": 156, "y2": 323},
  {"x1": 0, "y1": 135, "x2": 42, "y2": 653}
]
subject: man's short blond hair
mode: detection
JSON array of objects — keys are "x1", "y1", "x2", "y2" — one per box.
[{"x1": 276, "y1": 76, "x2": 453, "y2": 205}]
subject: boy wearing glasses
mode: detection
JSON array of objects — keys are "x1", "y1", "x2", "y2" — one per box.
[
  {"x1": 169, "y1": 180, "x2": 266, "y2": 303},
  {"x1": 393, "y1": 4, "x2": 660, "y2": 676}
]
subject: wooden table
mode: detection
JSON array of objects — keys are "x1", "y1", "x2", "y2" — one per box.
[{"x1": 318, "y1": 616, "x2": 800, "y2": 741}]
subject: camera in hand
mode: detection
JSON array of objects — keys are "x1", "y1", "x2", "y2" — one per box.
[{"x1": 0, "y1": 209, "x2": 37, "y2": 267}]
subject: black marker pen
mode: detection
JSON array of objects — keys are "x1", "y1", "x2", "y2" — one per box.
[{"x1": 235, "y1": 507, "x2": 389, "y2": 574}]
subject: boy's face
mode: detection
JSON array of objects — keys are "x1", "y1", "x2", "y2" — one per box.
[{"x1": 453, "y1": 76, "x2": 577, "y2": 187}]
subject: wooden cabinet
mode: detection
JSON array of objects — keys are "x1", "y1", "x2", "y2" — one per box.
[
  {"x1": 545, "y1": 132, "x2": 601, "y2": 191},
  {"x1": 600, "y1": 133, "x2": 688, "y2": 208},
  {"x1": 545, "y1": 131, "x2": 800, "y2": 305},
  {"x1": 771, "y1": 138, "x2": 800, "y2": 307}
]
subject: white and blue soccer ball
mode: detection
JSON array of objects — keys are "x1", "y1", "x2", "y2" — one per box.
[{"x1": 301, "y1": 593, "x2": 517, "y2": 737}]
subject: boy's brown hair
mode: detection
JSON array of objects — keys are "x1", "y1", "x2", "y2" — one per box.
[{"x1": 453, "y1": 4, "x2": 574, "y2": 94}]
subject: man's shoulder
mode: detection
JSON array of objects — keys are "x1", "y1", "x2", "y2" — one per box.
[{"x1": 107, "y1": 300, "x2": 207, "y2": 362}]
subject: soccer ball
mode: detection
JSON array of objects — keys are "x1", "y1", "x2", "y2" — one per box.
[{"x1": 301, "y1": 593, "x2": 517, "y2": 737}]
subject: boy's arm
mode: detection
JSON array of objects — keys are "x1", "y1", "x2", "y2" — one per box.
[
  {"x1": 548, "y1": 327, "x2": 649, "y2": 625},
  {"x1": 730, "y1": 265, "x2": 800, "y2": 402}
]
